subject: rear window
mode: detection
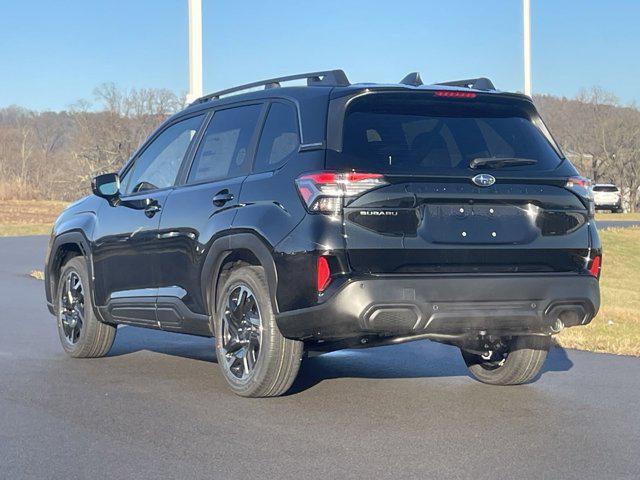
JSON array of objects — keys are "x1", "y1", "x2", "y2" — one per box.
[
  {"x1": 593, "y1": 185, "x2": 619, "y2": 192},
  {"x1": 331, "y1": 94, "x2": 563, "y2": 174}
]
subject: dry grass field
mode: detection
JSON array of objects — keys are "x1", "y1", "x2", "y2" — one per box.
[{"x1": 0, "y1": 200, "x2": 67, "y2": 236}]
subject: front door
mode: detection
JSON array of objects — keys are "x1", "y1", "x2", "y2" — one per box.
[
  {"x1": 92, "y1": 114, "x2": 205, "y2": 325},
  {"x1": 156, "y1": 103, "x2": 264, "y2": 330}
]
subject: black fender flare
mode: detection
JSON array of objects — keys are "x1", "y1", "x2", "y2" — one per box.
[
  {"x1": 200, "y1": 232, "x2": 279, "y2": 319},
  {"x1": 45, "y1": 230, "x2": 94, "y2": 313}
]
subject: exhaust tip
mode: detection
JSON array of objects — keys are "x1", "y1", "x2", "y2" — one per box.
[{"x1": 550, "y1": 318, "x2": 565, "y2": 334}]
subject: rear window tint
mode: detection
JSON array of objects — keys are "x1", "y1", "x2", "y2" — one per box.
[
  {"x1": 332, "y1": 95, "x2": 563, "y2": 174},
  {"x1": 593, "y1": 186, "x2": 619, "y2": 192}
]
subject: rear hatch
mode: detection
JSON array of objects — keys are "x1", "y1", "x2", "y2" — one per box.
[{"x1": 328, "y1": 91, "x2": 591, "y2": 274}]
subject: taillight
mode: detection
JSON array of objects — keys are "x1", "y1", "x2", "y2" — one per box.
[
  {"x1": 588, "y1": 255, "x2": 602, "y2": 278},
  {"x1": 295, "y1": 172, "x2": 388, "y2": 214},
  {"x1": 317, "y1": 256, "x2": 331, "y2": 292},
  {"x1": 434, "y1": 91, "x2": 477, "y2": 99},
  {"x1": 565, "y1": 176, "x2": 595, "y2": 217},
  {"x1": 565, "y1": 176, "x2": 591, "y2": 190}
]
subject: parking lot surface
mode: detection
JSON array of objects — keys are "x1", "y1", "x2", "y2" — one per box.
[{"x1": 1, "y1": 236, "x2": 639, "y2": 479}]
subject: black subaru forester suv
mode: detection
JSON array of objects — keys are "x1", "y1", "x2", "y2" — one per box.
[{"x1": 45, "y1": 70, "x2": 601, "y2": 397}]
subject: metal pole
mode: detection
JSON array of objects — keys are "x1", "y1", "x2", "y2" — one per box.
[
  {"x1": 186, "y1": 0, "x2": 203, "y2": 103},
  {"x1": 523, "y1": 0, "x2": 532, "y2": 96}
]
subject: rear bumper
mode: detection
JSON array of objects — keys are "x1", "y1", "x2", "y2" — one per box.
[
  {"x1": 276, "y1": 274, "x2": 600, "y2": 341},
  {"x1": 595, "y1": 200, "x2": 621, "y2": 209}
]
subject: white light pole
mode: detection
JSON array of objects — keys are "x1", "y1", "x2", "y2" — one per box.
[
  {"x1": 186, "y1": 0, "x2": 203, "y2": 103},
  {"x1": 523, "y1": 0, "x2": 532, "y2": 96}
]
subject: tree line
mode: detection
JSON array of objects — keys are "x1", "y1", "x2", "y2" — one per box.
[
  {"x1": 0, "y1": 84, "x2": 184, "y2": 201},
  {"x1": 1, "y1": 84, "x2": 639, "y2": 210},
  {"x1": 536, "y1": 88, "x2": 640, "y2": 211}
]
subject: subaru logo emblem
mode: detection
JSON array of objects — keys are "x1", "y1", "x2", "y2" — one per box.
[{"x1": 472, "y1": 174, "x2": 496, "y2": 187}]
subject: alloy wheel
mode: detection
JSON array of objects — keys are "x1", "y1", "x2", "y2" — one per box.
[
  {"x1": 59, "y1": 271, "x2": 85, "y2": 345},
  {"x1": 221, "y1": 284, "x2": 263, "y2": 380}
]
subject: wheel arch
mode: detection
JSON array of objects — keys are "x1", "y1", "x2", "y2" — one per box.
[
  {"x1": 201, "y1": 232, "x2": 279, "y2": 319},
  {"x1": 45, "y1": 231, "x2": 93, "y2": 315}
]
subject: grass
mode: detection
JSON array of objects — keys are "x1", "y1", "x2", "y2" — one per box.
[
  {"x1": 1, "y1": 223, "x2": 53, "y2": 236},
  {"x1": 0, "y1": 200, "x2": 67, "y2": 237},
  {"x1": 555, "y1": 227, "x2": 640, "y2": 356},
  {"x1": 595, "y1": 212, "x2": 640, "y2": 221}
]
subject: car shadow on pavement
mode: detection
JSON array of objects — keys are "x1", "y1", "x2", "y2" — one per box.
[
  {"x1": 106, "y1": 326, "x2": 573, "y2": 393},
  {"x1": 107, "y1": 326, "x2": 217, "y2": 363},
  {"x1": 288, "y1": 341, "x2": 574, "y2": 394}
]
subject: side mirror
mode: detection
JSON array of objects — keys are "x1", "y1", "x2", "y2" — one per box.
[{"x1": 91, "y1": 173, "x2": 120, "y2": 201}]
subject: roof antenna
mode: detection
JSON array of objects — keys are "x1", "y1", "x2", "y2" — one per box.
[
  {"x1": 471, "y1": 77, "x2": 495, "y2": 91},
  {"x1": 400, "y1": 72, "x2": 423, "y2": 86}
]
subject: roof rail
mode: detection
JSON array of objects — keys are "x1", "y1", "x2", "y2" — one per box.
[
  {"x1": 193, "y1": 69, "x2": 350, "y2": 104},
  {"x1": 434, "y1": 77, "x2": 496, "y2": 91}
]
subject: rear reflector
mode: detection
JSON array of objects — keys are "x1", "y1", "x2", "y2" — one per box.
[
  {"x1": 295, "y1": 171, "x2": 388, "y2": 214},
  {"x1": 434, "y1": 91, "x2": 477, "y2": 99},
  {"x1": 588, "y1": 255, "x2": 601, "y2": 278},
  {"x1": 317, "y1": 256, "x2": 331, "y2": 292}
]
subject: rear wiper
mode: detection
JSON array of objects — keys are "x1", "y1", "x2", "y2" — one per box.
[{"x1": 469, "y1": 157, "x2": 538, "y2": 169}]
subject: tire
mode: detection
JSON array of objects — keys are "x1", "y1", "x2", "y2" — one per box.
[
  {"x1": 56, "y1": 256, "x2": 117, "y2": 358},
  {"x1": 461, "y1": 335, "x2": 550, "y2": 385},
  {"x1": 213, "y1": 265, "x2": 303, "y2": 397}
]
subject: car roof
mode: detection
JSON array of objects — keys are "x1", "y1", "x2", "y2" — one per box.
[
  {"x1": 179, "y1": 82, "x2": 532, "y2": 117},
  {"x1": 167, "y1": 76, "x2": 536, "y2": 152},
  {"x1": 179, "y1": 69, "x2": 532, "y2": 117}
]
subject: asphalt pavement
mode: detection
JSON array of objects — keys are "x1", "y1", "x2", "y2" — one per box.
[
  {"x1": 1, "y1": 235, "x2": 639, "y2": 479},
  {"x1": 596, "y1": 220, "x2": 640, "y2": 229}
]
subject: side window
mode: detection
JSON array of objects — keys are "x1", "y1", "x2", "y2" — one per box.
[
  {"x1": 122, "y1": 115, "x2": 204, "y2": 194},
  {"x1": 187, "y1": 104, "x2": 262, "y2": 184},
  {"x1": 254, "y1": 102, "x2": 299, "y2": 173}
]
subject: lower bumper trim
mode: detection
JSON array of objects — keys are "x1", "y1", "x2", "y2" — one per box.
[{"x1": 276, "y1": 274, "x2": 600, "y2": 341}]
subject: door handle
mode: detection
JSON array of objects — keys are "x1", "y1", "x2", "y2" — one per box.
[
  {"x1": 144, "y1": 203, "x2": 162, "y2": 218},
  {"x1": 213, "y1": 190, "x2": 234, "y2": 207}
]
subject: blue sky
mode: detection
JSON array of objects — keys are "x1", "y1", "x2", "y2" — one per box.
[{"x1": 1, "y1": 0, "x2": 638, "y2": 111}]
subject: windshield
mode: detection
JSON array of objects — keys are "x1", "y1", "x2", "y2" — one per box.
[{"x1": 332, "y1": 94, "x2": 563, "y2": 174}]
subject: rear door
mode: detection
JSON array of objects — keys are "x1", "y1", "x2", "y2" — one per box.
[
  {"x1": 155, "y1": 103, "x2": 265, "y2": 327},
  {"x1": 330, "y1": 92, "x2": 590, "y2": 274}
]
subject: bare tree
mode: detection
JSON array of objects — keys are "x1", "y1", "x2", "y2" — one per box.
[
  {"x1": 0, "y1": 84, "x2": 183, "y2": 200},
  {"x1": 1, "y1": 84, "x2": 638, "y2": 210},
  {"x1": 536, "y1": 88, "x2": 640, "y2": 211}
]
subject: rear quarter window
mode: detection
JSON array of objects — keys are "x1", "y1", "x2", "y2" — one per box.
[{"x1": 253, "y1": 102, "x2": 299, "y2": 173}]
